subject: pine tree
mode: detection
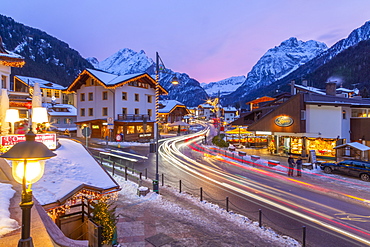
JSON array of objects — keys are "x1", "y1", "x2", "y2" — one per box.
[{"x1": 92, "y1": 199, "x2": 117, "y2": 245}]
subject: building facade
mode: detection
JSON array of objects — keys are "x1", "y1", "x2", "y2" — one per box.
[{"x1": 66, "y1": 69, "x2": 167, "y2": 141}]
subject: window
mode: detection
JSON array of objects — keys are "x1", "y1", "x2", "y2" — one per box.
[
  {"x1": 342, "y1": 110, "x2": 346, "y2": 119},
  {"x1": 135, "y1": 94, "x2": 139, "y2": 102},
  {"x1": 46, "y1": 89, "x2": 52, "y2": 98},
  {"x1": 102, "y1": 107, "x2": 108, "y2": 116},
  {"x1": 122, "y1": 92, "x2": 127, "y2": 100},
  {"x1": 1, "y1": 75, "x2": 7, "y2": 89},
  {"x1": 148, "y1": 109, "x2": 152, "y2": 118},
  {"x1": 122, "y1": 108, "x2": 127, "y2": 116},
  {"x1": 88, "y1": 108, "x2": 94, "y2": 116},
  {"x1": 54, "y1": 91, "x2": 60, "y2": 98},
  {"x1": 88, "y1": 92, "x2": 93, "y2": 101},
  {"x1": 64, "y1": 118, "x2": 73, "y2": 124},
  {"x1": 127, "y1": 126, "x2": 135, "y2": 134},
  {"x1": 80, "y1": 93, "x2": 85, "y2": 102},
  {"x1": 147, "y1": 95, "x2": 152, "y2": 103},
  {"x1": 80, "y1": 108, "x2": 85, "y2": 116},
  {"x1": 135, "y1": 108, "x2": 139, "y2": 114},
  {"x1": 102, "y1": 91, "x2": 108, "y2": 100},
  {"x1": 351, "y1": 108, "x2": 370, "y2": 118},
  {"x1": 55, "y1": 118, "x2": 60, "y2": 124}
]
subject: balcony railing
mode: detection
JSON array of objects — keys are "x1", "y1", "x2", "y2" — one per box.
[{"x1": 117, "y1": 114, "x2": 151, "y2": 121}]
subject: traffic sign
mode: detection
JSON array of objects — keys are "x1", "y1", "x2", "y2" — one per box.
[{"x1": 82, "y1": 127, "x2": 91, "y2": 137}]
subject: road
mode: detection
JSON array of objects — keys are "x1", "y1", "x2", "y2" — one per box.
[{"x1": 156, "y1": 129, "x2": 370, "y2": 247}]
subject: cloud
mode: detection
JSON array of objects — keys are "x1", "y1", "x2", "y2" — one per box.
[{"x1": 317, "y1": 29, "x2": 346, "y2": 46}]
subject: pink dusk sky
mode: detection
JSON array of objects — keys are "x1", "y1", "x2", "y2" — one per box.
[{"x1": 1, "y1": 0, "x2": 370, "y2": 83}]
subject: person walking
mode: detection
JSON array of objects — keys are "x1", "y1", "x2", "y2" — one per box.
[
  {"x1": 287, "y1": 155, "x2": 295, "y2": 176},
  {"x1": 296, "y1": 158, "x2": 303, "y2": 177}
]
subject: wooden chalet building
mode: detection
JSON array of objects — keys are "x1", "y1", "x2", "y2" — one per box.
[
  {"x1": 66, "y1": 69, "x2": 167, "y2": 141},
  {"x1": 158, "y1": 100, "x2": 190, "y2": 123}
]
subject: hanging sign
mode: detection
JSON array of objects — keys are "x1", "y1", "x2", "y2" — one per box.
[{"x1": 274, "y1": 116, "x2": 294, "y2": 127}]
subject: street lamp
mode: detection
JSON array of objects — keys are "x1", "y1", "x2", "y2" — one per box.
[
  {"x1": 153, "y1": 52, "x2": 179, "y2": 193},
  {"x1": 5, "y1": 109, "x2": 20, "y2": 134},
  {"x1": 0, "y1": 131, "x2": 56, "y2": 247}
]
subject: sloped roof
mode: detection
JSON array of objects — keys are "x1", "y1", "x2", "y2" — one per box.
[
  {"x1": 159, "y1": 100, "x2": 189, "y2": 114},
  {"x1": 15, "y1": 75, "x2": 66, "y2": 90},
  {"x1": 66, "y1": 68, "x2": 168, "y2": 95},
  {"x1": 0, "y1": 36, "x2": 25, "y2": 67},
  {"x1": 334, "y1": 142, "x2": 370, "y2": 151}
]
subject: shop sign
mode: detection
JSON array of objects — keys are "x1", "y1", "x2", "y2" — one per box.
[
  {"x1": 275, "y1": 116, "x2": 293, "y2": 127},
  {"x1": 1, "y1": 133, "x2": 57, "y2": 150},
  {"x1": 139, "y1": 133, "x2": 151, "y2": 137}
]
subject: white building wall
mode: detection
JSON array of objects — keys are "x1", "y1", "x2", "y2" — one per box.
[
  {"x1": 0, "y1": 65, "x2": 11, "y2": 89},
  {"x1": 76, "y1": 82, "x2": 156, "y2": 123},
  {"x1": 306, "y1": 105, "x2": 342, "y2": 138},
  {"x1": 76, "y1": 84, "x2": 114, "y2": 122},
  {"x1": 114, "y1": 85, "x2": 155, "y2": 119}
]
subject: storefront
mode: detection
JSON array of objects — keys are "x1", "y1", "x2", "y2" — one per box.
[
  {"x1": 115, "y1": 122, "x2": 153, "y2": 142},
  {"x1": 277, "y1": 136, "x2": 337, "y2": 158}
]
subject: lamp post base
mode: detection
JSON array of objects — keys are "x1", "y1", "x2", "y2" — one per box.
[{"x1": 18, "y1": 237, "x2": 34, "y2": 247}]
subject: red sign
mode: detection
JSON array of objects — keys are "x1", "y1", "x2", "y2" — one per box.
[{"x1": 1, "y1": 133, "x2": 57, "y2": 150}]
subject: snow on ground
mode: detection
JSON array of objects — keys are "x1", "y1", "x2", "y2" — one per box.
[
  {"x1": 32, "y1": 138, "x2": 118, "y2": 205},
  {"x1": 0, "y1": 183, "x2": 18, "y2": 237},
  {"x1": 112, "y1": 175, "x2": 301, "y2": 246}
]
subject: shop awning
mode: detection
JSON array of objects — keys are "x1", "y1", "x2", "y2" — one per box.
[{"x1": 225, "y1": 128, "x2": 252, "y2": 134}]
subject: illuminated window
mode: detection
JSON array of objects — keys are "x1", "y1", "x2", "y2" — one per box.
[
  {"x1": 127, "y1": 126, "x2": 135, "y2": 134},
  {"x1": 54, "y1": 91, "x2": 60, "y2": 98},
  {"x1": 46, "y1": 89, "x2": 52, "y2": 97},
  {"x1": 80, "y1": 108, "x2": 85, "y2": 116}
]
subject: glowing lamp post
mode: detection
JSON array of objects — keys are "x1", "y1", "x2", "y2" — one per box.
[
  {"x1": 0, "y1": 131, "x2": 56, "y2": 247},
  {"x1": 5, "y1": 109, "x2": 20, "y2": 134},
  {"x1": 153, "y1": 52, "x2": 179, "y2": 193}
]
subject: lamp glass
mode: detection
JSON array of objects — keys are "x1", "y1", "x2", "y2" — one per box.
[
  {"x1": 5, "y1": 109, "x2": 20, "y2": 123},
  {"x1": 171, "y1": 76, "x2": 179, "y2": 85},
  {"x1": 32, "y1": 107, "x2": 48, "y2": 123},
  {"x1": 12, "y1": 160, "x2": 45, "y2": 184}
]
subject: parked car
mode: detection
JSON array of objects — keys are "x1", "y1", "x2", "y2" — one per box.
[{"x1": 320, "y1": 159, "x2": 370, "y2": 182}]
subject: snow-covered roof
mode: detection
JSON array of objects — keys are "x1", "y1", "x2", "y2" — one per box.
[
  {"x1": 198, "y1": 103, "x2": 213, "y2": 108},
  {"x1": 223, "y1": 106, "x2": 237, "y2": 112},
  {"x1": 336, "y1": 87, "x2": 355, "y2": 93},
  {"x1": 334, "y1": 142, "x2": 370, "y2": 151},
  {"x1": 32, "y1": 138, "x2": 119, "y2": 206},
  {"x1": 87, "y1": 68, "x2": 144, "y2": 86},
  {"x1": 294, "y1": 84, "x2": 326, "y2": 95},
  {"x1": 159, "y1": 100, "x2": 186, "y2": 114},
  {"x1": 15, "y1": 75, "x2": 66, "y2": 90},
  {"x1": 44, "y1": 103, "x2": 77, "y2": 116}
]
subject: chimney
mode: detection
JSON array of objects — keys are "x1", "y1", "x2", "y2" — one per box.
[
  {"x1": 290, "y1": 80, "x2": 296, "y2": 95},
  {"x1": 302, "y1": 79, "x2": 308, "y2": 87},
  {"x1": 326, "y1": 82, "x2": 336, "y2": 96}
]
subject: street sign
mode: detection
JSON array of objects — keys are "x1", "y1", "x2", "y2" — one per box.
[
  {"x1": 107, "y1": 117, "x2": 114, "y2": 124},
  {"x1": 82, "y1": 127, "x2": 91, "y2": 137}
]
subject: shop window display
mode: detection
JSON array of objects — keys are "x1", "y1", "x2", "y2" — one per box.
[{"x1": 307, "y1": 138, "x2": 336, "y2": 157}]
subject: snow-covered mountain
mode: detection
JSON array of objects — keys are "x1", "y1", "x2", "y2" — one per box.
[
  {"x1": 88, "y1": 49, "x2": 208, "y2": 107},
  {"x1": 221, "y1": 37, "x2": 328, "y2": 105},
  {"x1": 201, "y1": 76, "x2": 246, "y2": 98}
]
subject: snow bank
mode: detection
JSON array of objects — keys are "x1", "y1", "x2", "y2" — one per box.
[{"x1": 0, "y1": 183, "x2": 18, "y2": 237}]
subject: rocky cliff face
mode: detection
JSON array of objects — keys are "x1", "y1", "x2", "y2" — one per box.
[{"x1": 221, "y1": 37, "x2": 327, "y2": 105}]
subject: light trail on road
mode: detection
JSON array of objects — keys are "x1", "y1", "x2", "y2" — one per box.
[{"x1": 158, "y1": 129, "x2": 370, "y2": 246}]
